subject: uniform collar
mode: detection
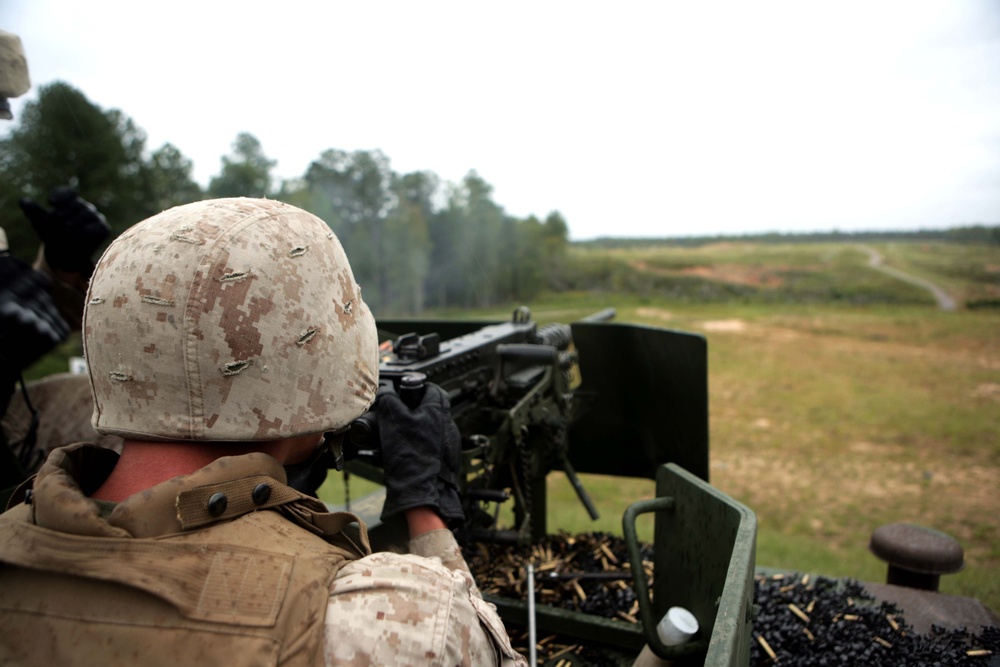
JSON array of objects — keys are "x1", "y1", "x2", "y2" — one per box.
[{"x1": 30, "y1": 443, "x2": 309, "y2": 539}]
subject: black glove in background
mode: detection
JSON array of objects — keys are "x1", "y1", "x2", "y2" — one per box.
[
  {"x1": 377, "y1": 381, "x2": 464, "y2": 525},
  {"x1": 19, "y1": 187, "x2": 110, "y2": 274}
]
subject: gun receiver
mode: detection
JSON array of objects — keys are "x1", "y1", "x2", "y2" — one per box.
[{"x1": 343, "y1": 306, "x2": 613, "y2": 544}]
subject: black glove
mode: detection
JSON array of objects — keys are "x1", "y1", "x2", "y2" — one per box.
[
  {"x1": 19, "y1": 187, "x2": 110, "y2": 274},
  {"x1": 377, "y1": 381, "x2": 464, "y2": 526}
]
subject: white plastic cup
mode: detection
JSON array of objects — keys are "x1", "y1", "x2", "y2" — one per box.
[{"x1": 656, "y1": 606, "x2": 699, "y2": 646}]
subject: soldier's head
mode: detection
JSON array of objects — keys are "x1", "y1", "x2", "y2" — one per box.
[
  {"x1": 83, "y1": 198, "x2": 379, "y2": 444},
  {"x1": 0, "y1": 30, "x2": 30, "y2": 121}
]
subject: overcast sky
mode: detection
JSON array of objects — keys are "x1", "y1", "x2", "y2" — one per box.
[{"x1": 3, "y1": 1, "x2": 999, "y2": 240}]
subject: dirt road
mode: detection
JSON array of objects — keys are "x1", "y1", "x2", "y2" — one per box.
[{"x1": 860, "y1": 246, "x2": 957, "y2": 311}]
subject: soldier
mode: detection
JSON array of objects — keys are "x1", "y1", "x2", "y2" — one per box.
[
  {"x1": 0, "y1": 29, "x2": 113, "y2": 501},
  {"x1": 0, "y1": 198, "x2": 526, "y2": 665},
  {"x1": 0, "y1": 29, "x2": 29, "y2": 122}
]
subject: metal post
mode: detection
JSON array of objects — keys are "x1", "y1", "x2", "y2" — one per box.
[{"x1": 527, "y1": 564, "x2": 537, "y2": 667}]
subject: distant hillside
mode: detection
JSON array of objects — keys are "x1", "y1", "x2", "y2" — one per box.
[{"x1": 575, "y1": 224, "x2": 1000, "y2": 248}]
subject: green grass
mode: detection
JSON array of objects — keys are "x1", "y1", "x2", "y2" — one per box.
[{"x1": 666, "y1": 302, "x2": 997, "y2": 611}]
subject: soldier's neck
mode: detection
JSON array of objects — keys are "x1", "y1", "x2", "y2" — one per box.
[
  {"x1": 90, "y1": 435, "x2": 321, "y2": 502},
  {"x1": 90, "y1": 441, "x2": 225, "y2": 502}
]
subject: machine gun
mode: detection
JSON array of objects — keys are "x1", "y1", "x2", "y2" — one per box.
[
  {"x1": 340, "y1": 306, "x2": 612, "y2": 544},
  {"x1": 323, "y1": 305, "x2": 711, "y2": 548}
]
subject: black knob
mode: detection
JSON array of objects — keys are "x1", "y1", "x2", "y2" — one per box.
[{"x1": 399, "y1": 372, "x2": 427, "y2": 409}]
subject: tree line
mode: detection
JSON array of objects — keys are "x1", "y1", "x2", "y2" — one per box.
[
  {"x1": 580, "y1": 226, "x2": 1000, "y2": 249},
  {"x1": 0, "y1": 82, "x2": 568, "y2": 315}
]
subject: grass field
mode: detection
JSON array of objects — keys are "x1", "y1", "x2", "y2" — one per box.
[
  {"x1": 24, "y1": 239, "x2": 1000, "y2": 614},
  {"x1": 322, "y1": 240, "x2": 1000, "y2": 613}
]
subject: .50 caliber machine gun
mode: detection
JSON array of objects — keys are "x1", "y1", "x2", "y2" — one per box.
[{"x1": 323, "y1": 306, "x2": 710, "y2": 548}]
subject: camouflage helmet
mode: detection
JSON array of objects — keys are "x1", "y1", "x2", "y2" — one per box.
[
  {"x1": 83, "y1": 198, "x2": 379, "y2": 442},
  {"x1": 0, "y1": 30, "x2": 31, "y2": 120}
]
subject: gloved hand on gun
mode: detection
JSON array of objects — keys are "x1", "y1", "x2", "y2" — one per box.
[
  {"x1": 20, "y1": 186, "x2": 110, "y2": 277},
  {"x1": 376, "y1": 380, "x2": 464, "y2": 527}
]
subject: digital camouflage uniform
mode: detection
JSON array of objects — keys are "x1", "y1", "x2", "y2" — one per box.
[
  {"x1": 325, "y1": 526, "x2": 523, "y2": 664},
  {"x1": 0, "y1": 443, "x2": 523, "y2": 665},
  {"x1": 0, "y1": 199, "x2": 526, "y2": 665}
]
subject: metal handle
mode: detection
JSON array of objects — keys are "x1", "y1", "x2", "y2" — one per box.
[{"x1": 622, "y1": 497, "x2": 708, "y2": 661}]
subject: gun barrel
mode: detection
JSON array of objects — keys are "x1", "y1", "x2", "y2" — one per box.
[
  {"x1": 498, "y1": 344, "x2": 560, "y2": 365},
  {"x1": 578, "y1": 308, "x2": 616, "y2": 323}
]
